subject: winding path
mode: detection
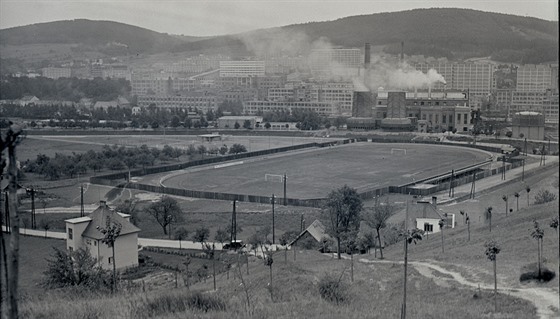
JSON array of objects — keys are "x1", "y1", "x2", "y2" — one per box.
[{"x1": 358, "y1": 258, "x2": 559, "y2": 319}]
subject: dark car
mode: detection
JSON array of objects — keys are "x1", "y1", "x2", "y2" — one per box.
[{"x1": 223, "y1": 240, "x2": 245, "y2": 250}]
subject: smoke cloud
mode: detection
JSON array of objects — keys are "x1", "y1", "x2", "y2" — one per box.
[{"x1": 236, "y1": 29, "x2": 447, "y2": 92}]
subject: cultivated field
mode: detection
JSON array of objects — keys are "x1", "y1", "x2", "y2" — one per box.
[{"x1": 156, "y1": 143, "x2": 491, "y2": 199}]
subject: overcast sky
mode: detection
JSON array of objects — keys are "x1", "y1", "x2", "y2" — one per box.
[{"x1": 1, "y1": 0, "x2": 558, "y2": 36}]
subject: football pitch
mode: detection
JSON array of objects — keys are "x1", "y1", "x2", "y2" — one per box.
[{"x1": 158, "y1": 143, "x2": 491, "y2": 199}]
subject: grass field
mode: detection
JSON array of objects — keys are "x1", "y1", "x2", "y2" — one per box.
[
  {"x1": 157, "y1": 143, "x2": 490, "y2": 199},
  {"x1": 17, "y1": 250, "x2": 537, "y2": 319}
]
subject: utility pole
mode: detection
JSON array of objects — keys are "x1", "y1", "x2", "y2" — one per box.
[
  {"x1": 80, "y1": 185, "x2": 85, "y2": 217},
  {"x1": 448, "y1": 169, "x2": 455, "y2": 198},
  {"x1": 522, "y1": 158, "x2": 525, "y2": 181},
  {"x1": 401, "y1": 198, "x2": 410, "y2": 319},
  {"x1": 501, "y1": 155, "x2": 506, "y2": 180},
  {"x1": 231, "y1": 200, "x2": 237, "y2": 242},
  {"x1": 470, "y1": 171, "x2": 476, "y2": 199},
  {"x1": 271, "y1": 194, "x2": 275, "y2": 244},
  {"x1": 283, "y1": 173, "x2": 287, "y2": 206}
]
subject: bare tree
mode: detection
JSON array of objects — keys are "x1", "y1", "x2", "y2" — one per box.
[
  {"x1": 486, "y1": 207, "x2": 493, "y2": 232},
  {"x1": 363, "y1": 201, "x2": 394, "y2": 259},
  {"x1": 531, "y1": 220, "x2": 544, "y2": 278},
  {"x1": 203, "y1": 243, "x2": 217, "y2": 291},
  {"x1": 514, "y1": 192, "x2": 520, "y2": 211},
  {"x1": 439, "y1": 219, "x2": 445, "y2": 254},
  {"x1": 145, "y1": 196, "x2": 183, "y2": 236},
  {"x1": 526, "y1": 186, "x2": 531, "y2": 207},
  {"x1": 484, "y1": 240, "x2": 501, "y2": 312},
  {"x1": 97, "y1": 218, "x2": 122, "y2": 293}
]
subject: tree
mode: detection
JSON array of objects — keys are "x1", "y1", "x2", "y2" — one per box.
[
  {"x1": 484, "y1": 240, "x2": 501, "y2": 312},
  {"x1": 524, "y1": 187, "x2": 531, "y2": 209},
  {"x1": 234, "y1": 122, "x2": 240, "y2": 129},
  {"x1": 263, "y1": 246, "x2": 274, "y2": 300},
  {"x1": 439, "y1": 219, "x2": 445, "y2": 254},
  {"x1": 96, "y1": 217, "x2": 122, "y2": 293},
  {"x1": 1, "y1": 123, "x2": 24, "y2": 319},
  {"x1": 197, "y1": 145, "x2": 207, "y2": 159},
  {"x1": 264, "y1": 122, "x2": 271, "y2": 129},
  {"x1": 219, "y1": 144, "x2": 228, "y2": 155},
  {"x1": 174, "y1": 227, "x2": 189, "y2": 249},
  {"x1": 214, "y1": 227, "x2": 229, "y2": 246},
  {"x1": 192, "y1": 227, "x2": 210, "y2": 248},
  {"x1": 502, "y1": 195, "x2": 509, "y2": 217},
  {"x1": 514, "y1": 192, "x2": 520, "y2": 210},
  {"x1": 203, "y1": 243, "x2": 217, "y2": 291},
  {"x1": 170, "y1": 115, "x2": 181, "y2": 128},
  {"x1": 505, "y1": 131, "x2": 513, "y2": 138},
  {"x1": 229, "y1": 143, "x2": 247, "y2": 154},
  {"x1": 243, "y1": 120, "x2": 252, "y2": 129},
  {"x1": 323, "y1": 185, "x2": 363, "y2": 259},
  {"x1": 115, "y1": 200, "x2": 140, "y2": 226},
  {"x1": 401, "y1": 228, "x2": 424, "y2": 319},
  {"x1": 279, "y1": 230, "x2": 299, "y2": 246},
  {"x1": 342, "y1": 231, "x2": 358, "y2": 282},
  {"x1": 145, "y1": 196, "x2": 183, "y2": 236},
  {"x1": 486, "y1": 207, "x2": 493, "y2": 232},
  {"x1": 363, "y1": 201, "x2": 394, "y2": 259},
  {"x1": 42, "y1": 247, "x2": 110, "y2": 291},
  {"x1": 550, "y1": 217, "x2": 559, "y2": 233},
  {"x1": 531, "y1": 220, "x2": 545, "y2": 278}
]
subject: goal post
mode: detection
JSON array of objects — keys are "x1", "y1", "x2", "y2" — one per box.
[
  {"x1": 391, "y1": 148, "x2": 407, "y2": 155},
  {"x1": 265, "y1": 174, "x2": 284, "y2": 183}
]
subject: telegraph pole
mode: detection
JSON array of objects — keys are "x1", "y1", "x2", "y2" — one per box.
[
  {"x1": 271, "y1": 194, "x2": 275, "y2": 244},
  {"x1": 80, "y1": 185, "x2": 85, "y2": 217},
  {"x1": 231, "y1": 200, "x2": 237, "y2": 242},
  {"x1": 283, "y1": 173, "x2": 287, "y2": 206}
]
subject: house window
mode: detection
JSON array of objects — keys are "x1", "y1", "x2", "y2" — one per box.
[
  {"x1": 108, "y1": 257, "x2": 113, "y2": 264},
  {"x1": 69, "y1": 246, "x2": 73, "y2": 252},
  {"x1": 424, "y1": 223, "x2": 433, "y2": 232},
  {"x1": 68, "y1": 228, "x2": 73, "y2": 240},
  {"x1": 94, "y1": 241, "x2": 97, "y2": 246}
]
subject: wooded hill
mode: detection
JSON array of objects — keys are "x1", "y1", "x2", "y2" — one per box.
[{"x1": 1, "y1": 8, "x2": 558, "y2": 63}]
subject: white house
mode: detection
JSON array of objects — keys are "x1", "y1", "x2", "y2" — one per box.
[
  {"x1": 407, "y1": 197, "x2": 455, "y2": 234},
  {"x1": 65, "y1": 201, "x2": 140, "y2": 270}
]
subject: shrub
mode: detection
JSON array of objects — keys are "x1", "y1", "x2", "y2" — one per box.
[
  {"x1": 318, "y1": 273, "x2": 349, "y2": 305},
  {"x1": 534, "y1": 190, "x2": 557, "y2": 205},
  {"x1": 520, "y1": 266, "x2": 556, "y2": 282}
]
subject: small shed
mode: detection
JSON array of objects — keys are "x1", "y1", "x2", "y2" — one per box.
[{"x1": 289, "y1": 220, "x2": 333, "y2": 250}]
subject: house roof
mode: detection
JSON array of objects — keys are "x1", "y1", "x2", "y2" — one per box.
[
  {"x1": 407, "y1": 201, "x2": 444, "y2": 221},
  {"x1": 289, "y1": 219, "x2": 332, "y2": 246},
  {"x1": 65, "y1": 217, "x2": 92, "y2": 224},
  {"x1": 81, "y1": 202, "x2": 140, "y2": 240}
]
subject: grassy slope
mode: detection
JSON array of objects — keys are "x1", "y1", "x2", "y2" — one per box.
[
  {"x1": 383, "y1": 195, "x2": 559, "y2": 289},
  {"x1": 19, "y1": 250, "x2": 536, "y2": 319}
]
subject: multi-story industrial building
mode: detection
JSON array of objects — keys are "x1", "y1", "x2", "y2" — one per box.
[
  {"x1": 102, "y1": 65, "x2": 131, "y2": 80},
  {"x1": 243, "y1": 100, "x2": 336, "y2": 116},
  {"x1": 516, "y1": 64, "x2": 554, "y2": 92},
  {"x1": 415, "y1": 63, "x2": 494, "y2": 107},
  {"x1": 137, "y1": 92, "x2": 218, "y2": 113},
  {"x1": 42, "y1": 67, "x2": 71, "y2": 79},
  {"x1": 267, "y1": 82, "x2": 354, "y2": 115},
  {"x1": 219, "y1": 60, "x2": 265, "y2": 77}
]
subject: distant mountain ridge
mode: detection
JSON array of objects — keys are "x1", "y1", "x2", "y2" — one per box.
[
  {"x1": 0, "y1": 19, "x2": 200, "y2": 53},
  {"x1": 0, "y1": 9, "x2": 558, "y2": 63}
]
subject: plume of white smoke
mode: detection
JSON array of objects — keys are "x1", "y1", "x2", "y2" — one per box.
[
  {"x1": 362, "y1": 60, "x2": 446, "y2": 92},
  {"x1": 235, "y1": 28, "x2": 311, "y2": 57}
]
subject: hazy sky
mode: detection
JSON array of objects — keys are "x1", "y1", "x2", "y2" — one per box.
[{"x1": 1, "y1": 0, "x2": 558, "y2": 36}]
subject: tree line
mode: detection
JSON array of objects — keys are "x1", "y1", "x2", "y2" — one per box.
[
  {"x1": 22, "y1": 144, "x2": 184, "y2": 180},
  {"x1": 0, "y1": 76, "x2": 131, "y2": 102}
]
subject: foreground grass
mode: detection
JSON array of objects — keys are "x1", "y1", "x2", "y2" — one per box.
[{"x1": 19, "y1": 250, "x2": 536, "y2": 319}]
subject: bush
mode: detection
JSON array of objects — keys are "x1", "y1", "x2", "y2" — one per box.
[
  {"x1": 520, "y1": 266, "x2": 556, "y2": 283},
  {"x1": 318, "y1": 273, "x2": 349, "y2": 305},
  {"x1": 42, "y1": 247, "x2": 112, "y2": 292},
  {"x1": 534, "y1": 189, "x2": 557, "y2": 205}
]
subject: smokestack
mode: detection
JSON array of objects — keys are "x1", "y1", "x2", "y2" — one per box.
[
  {"x1": 400, "y1": 41, "x2": 404, "y2": 62},
  {"x1": 428, "y1": 85, "x2": 432, "y2": 99},
  {"x1": 364, "y1": 43, "x2": 371, "y2": 66},
  {"x1": 432, "y1": 196, "x2": 437, "y2": 208},
  {"x1": 414, "y1": 87, "x2": 418, "y2": 99}
]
